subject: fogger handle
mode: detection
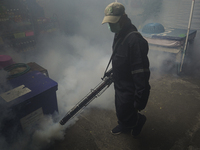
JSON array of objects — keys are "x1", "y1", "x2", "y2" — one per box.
[{"x1": 102, "y1": 68, "x2": 113, "y2": 79}]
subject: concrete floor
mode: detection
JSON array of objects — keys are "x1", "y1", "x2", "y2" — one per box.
[{"x1": 46, "y1": 69, "x2": 200, "y2": 150}]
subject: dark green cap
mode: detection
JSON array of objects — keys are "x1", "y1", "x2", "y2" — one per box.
[{"x1": 102, "y1": 2, "x2": 125, "y2": 24}]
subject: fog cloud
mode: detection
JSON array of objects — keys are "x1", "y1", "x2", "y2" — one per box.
[{"x1": 0, "y1": 0, "x2": 200, "y2": 149}]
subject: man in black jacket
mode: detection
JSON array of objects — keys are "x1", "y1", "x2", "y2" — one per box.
[{"x1": 102, "y1": 2, "x2": 150, "y2": 136}]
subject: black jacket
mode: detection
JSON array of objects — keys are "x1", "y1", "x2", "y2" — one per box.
[{"x1": 112, "y1": 17, "x2": 150, "y2": 110}]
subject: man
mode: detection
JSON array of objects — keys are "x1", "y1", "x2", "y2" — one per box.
[{"x1": 102, "y1": 2, "x2": 150, "y2": 136}]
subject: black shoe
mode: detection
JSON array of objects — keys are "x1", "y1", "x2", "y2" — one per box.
[
  {"x1": 111, "y1": 125, "x2": 131, "y2": 135},
  {"x1": 131, "y1": 114, "x2": 146, "y2": 137}
]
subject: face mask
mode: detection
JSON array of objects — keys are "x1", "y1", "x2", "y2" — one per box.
[{"x1": 108, "y1": 23, "x2": 121, "y2": 33}]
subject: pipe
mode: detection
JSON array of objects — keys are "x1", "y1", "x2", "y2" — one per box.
[{"x1": 179, "y1": 0, "x2": 195, "y2": 72}]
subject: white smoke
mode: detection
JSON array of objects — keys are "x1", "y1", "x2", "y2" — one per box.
[
  {"x1": 1, "y1": 0, "x2": 200, "y2": 149},
  {"x1": 29, "y1": 115, "x2": 65, "y2": 150},
  {"x1": 0, "y1": 32, "x2": 114, "y2": 150}
]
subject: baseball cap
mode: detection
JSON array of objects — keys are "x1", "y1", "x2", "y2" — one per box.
[{"x1": 102, "y1": 2, "x2": 125, "y2": 24}]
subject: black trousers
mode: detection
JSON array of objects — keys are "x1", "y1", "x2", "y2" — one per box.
[{"x1": 115, "y1": 90, "x2": 138, "y2": 128}]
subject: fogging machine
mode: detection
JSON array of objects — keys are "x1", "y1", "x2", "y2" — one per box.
[{"x1": 59, "y1": 69, "x2": 113, "y2": 125}]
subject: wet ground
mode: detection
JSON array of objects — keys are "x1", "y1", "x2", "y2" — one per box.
[{"x1": 45, "y1": 67, "x2": 200, "y2": 150}]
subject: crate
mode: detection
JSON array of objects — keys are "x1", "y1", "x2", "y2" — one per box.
[{"x1": 0, "y1": 71, "x2": 58, "y2": 133}]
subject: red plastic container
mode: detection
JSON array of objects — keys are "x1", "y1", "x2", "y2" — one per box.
[{"x1": 0, "y1": 55, "x2": 14, "y2": 69}]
